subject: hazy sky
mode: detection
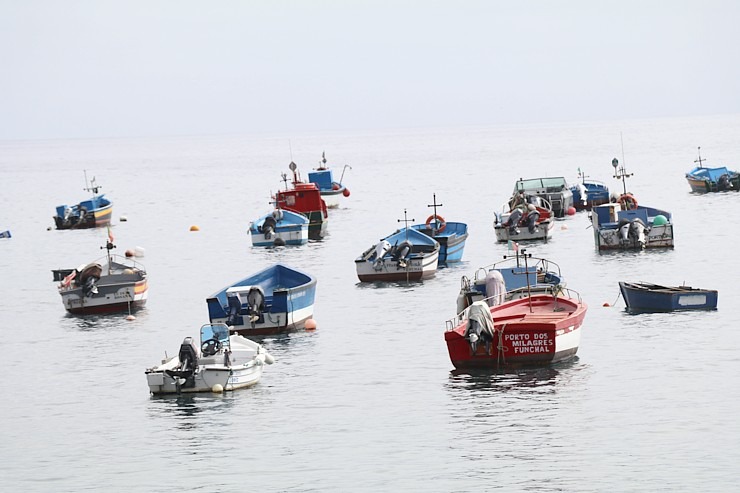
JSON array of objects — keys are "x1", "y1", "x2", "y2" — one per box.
[{"x1": 2, "y1": 0, "x2": 739, "y2": 140}]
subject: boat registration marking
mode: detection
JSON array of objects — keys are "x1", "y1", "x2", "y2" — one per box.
[{"x1": 678, "y1": 295, "x2": 707, "y2": 306}]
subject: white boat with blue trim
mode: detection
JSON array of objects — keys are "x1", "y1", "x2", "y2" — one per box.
[
  {"x1": 206, "y1": 264, "x2": 317, "y2": 335},
  {"x1": 145, "y1": 323, "x2": 274, "y2": 395}
]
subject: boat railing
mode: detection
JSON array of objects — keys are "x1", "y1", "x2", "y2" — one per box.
[{"x1": 444, "y1": 284, "x2": 583, "y2": 332}]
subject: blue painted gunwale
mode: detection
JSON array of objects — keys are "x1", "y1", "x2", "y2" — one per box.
[{"x1": 408, "y1": 221, "x2": 469, "y2": 264}]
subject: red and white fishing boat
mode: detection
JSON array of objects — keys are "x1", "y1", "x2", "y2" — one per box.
[
  {"x1": 274, "y1": 162, "x2": 329, "y2": 240},
  {"x1": 444, "y1": 251, "x2": 587, "y2": 369}
]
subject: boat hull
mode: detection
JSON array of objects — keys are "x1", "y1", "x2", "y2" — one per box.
[
  {"x1": 250, "y1": 226, "x2": 308, "y2": 247},
  {"x1": 319, "y1": 188, "x2": 345, "y2": 208},
  {"x1": 146, "y1": 333, "x2": 272, "y2": 394},
  {"x1": 355, "y1": 251, "x2": 439, "y2": 282},
  {"x1": 147, "y1": 362, "x2": 264, "y2": 394},
  {"x1": 445, "y1": 294, "x2": 587, "y2": 369},
  {"x1": 410, "y1": 222, "x2": 469, "y2": 265},
  {"x1": 619, "y1": 282, "x2": 718, "y2": 312},
  {"x1": 54, "y1": 203, "x2": 113, "y2": 230},
  {"x1": 685, "y1": 166, "x2": 740, "y2": 193},
  {"x1": 494, "y1": 219, "x2": 554, "y2": 242},
  {"x1": 60, "y1": 279, "x2": 147, "y2": 314},
  {"x1": 571, "y1": 182, "x2": 610, "y2": 211}
]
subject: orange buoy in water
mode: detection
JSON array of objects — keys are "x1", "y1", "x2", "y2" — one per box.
[
  {"x1": 342, "y1": 188, "x2": 350, "y2": 197},
  {"x1": 603, "y1": 302, "x2": 611, "y2": 307},
  {"x1": 305, "y1": 319, "x2": 317, "y2": 331},
  {"x1": 190, "y1": 225, "x2": 200, "y2": 231}
]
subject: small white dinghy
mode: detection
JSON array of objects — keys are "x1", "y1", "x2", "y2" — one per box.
[{"x1": 145, "y1": 323, "x2": 275, "y2": 395}]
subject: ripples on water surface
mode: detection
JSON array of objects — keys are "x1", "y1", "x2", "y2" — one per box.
[{"x1": 1, "y1": 115, "x2": 739, "y2": 491}]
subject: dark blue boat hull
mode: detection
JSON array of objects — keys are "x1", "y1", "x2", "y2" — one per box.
[{"x1": 619, "y1": 282, "x2": 718, "y2": 313}]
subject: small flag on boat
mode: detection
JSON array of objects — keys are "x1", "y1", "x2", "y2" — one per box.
[
  {"x1": 507, "y1": 240, "x2": 519, "y2": 252},
  {"x1": 107, "y1": 225, "x2": 114, "y2": 243}
]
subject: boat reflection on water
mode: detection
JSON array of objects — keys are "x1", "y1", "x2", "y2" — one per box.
[
  {"x1": 447, "y1": 357, "x2": 583, "y2": 394},
  {"x1": 147, "y1": 393, "x2": 238, "y2": 432}
]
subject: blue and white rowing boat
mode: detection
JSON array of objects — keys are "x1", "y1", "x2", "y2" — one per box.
[
  {"x1": 249, "y1": 209, "x2": 309, "y2": 247},
  {"x1": 206, "y1": 264, "x2": 317, "y2": 335}
]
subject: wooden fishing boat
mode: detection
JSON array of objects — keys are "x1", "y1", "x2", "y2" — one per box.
[
  {"x1": 52, "y1": 233, "x2": 147, "y2": 315},
  {"x1": 591, "y1": 158, "x2": 674, "y2": 250},
  {"x1": 355, "y1": 224, "x2": 439, "y2": 282},
  {"x1": 445, "y1": 292, "x2": 587, "y2": 369},
  {"x1": 249, "y1": 209, "x2": 309, "y2": 247},
  {"x1": 274, "y1": 162, "x2": 329, "y2": 239},
  {"x1": 206, "y1": 264, "x2": 317, "y2": 336},
  {"x1": 619, "y1": 281, "x2": 718, "y2": 312},
  {"x1": 53, "y1": 172, "x2": 113, "y2": 230},
  {"x1": 570, "y1": 168, "x2": 610, "y2": 211},
  {"x1": 685, "y1": 147, "x2": 739, "y2": 193}
]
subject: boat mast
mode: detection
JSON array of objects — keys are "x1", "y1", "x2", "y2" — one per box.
[
  {"x1": 397, "y1": 209, "x2": 415, "y2": 282},
  {"x1": 612, "y1": 133, "x2": 633, "y2": 196},
  {"x1": 694, "y1": 146, "x2": 705, "y2": 169},
  {"x1": 83, "y1": 170, "x2": 101, "y2": 196},
  {"x1": 426, "y1": 193, "x2": 443, "y2": 234}
]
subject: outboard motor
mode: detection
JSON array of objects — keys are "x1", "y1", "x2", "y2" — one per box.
[
  {"x1": 392, "y1": 240, "x2": 412, "y2": 268},
  {"x1": 226, "y1": 291, "x2": 243, "y2": 326},
  {"x1": 178, "y1": 336, "x2": 199, "y2": 374},
  {"x1": 506, "y1": 208, "x2": 523, "y2": 234},
  {"x1": 261, "y1": 215, "x2": 277, "y2": 239},
  {"x1": 628, "y1": 219, "x2": 648, "y2": 249},
  {"x1": 246, "y1": 286, "x2": 266, "y2": 323},
  {"x1": 78, "y1": 264, "x2": 102, "y2": 297},
  {"x1": 464, "y1": 301, "x2": 496, "y2": 355},
  {"x1": 373, "y1": 240, "x2": 392, "y2": 270},
  {"x1": 577, "y1": 183, "x2": 588, "y2": 207},
  {"x1": 618, "y1": 218, "x2": 631, "y2": 246},
  {"x1": 524, "y1": 204, "x2": 540, "y2": 233},
  {"x1": 718, "y1": 173, "x2": 732, "y2": 191},
  {"x1": 164, "y1": 337, "x2": 199, "y2": 385}
]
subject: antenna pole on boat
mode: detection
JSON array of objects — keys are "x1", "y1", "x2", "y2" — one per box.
[
  {"x1": 521, "y1": 249, "x2": 534, "y2": 313},
  {"x1": 101, "y1": 237, "x2": 116, "y2": 275},
  {"x1": 426, "y1": 193, "x2": 444, "y2": 234},
  {"x1": 611, "y1": 158, "x2": 633, "y2": 196},
  {"x1": 694, "y1": 146, "x2": 705, "y2": 169}
]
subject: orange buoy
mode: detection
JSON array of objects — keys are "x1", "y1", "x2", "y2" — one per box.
[
  {"x1": 190, "y1": 225, "x2": 200, "y2": 231},
  {"x1": 603, "y1": 302, "x2": 611, "y2": 307},
  {"x1": 305, "y1": 319, "x2": 317, "y2": 330},
  {"x1": 342, "y1": 188, "x2": 350, "y2": 197},
  {"x1": 567, "y1": 206, "x2": 576, "y2": 215}
]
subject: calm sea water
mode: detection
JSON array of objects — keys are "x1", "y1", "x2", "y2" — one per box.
[{"x1": 1, "y1": 115, "x2": 739, "y2": 492}]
